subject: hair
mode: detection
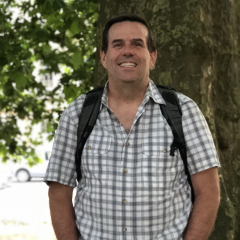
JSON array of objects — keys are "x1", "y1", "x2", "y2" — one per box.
[{"x1": 101, "y1": 13, "x2": 156, "y2": 53}]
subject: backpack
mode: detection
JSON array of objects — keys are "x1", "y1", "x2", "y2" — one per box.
[{"x1": 75, "y1": 85, "x2": 195, "y2": 202}]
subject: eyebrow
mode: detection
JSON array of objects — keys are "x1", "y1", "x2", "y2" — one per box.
[
  {"x1": 132, "y1": 38, "x2": 144, "y2": 43},
  {"x1": 111, "y1": 39, "x2": 123, "y2": 45},
  {"x1": 111, "y1": 38, "x2": 145, "y2": 45}
]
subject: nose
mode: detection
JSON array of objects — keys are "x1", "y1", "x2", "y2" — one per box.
[{"x1": 122, "y1": 44, "x2": 134, "y2": 57}]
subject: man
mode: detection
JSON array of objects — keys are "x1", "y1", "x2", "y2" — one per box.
[{"x1": 45, "y1": 14, "x2": 220, "y2": 240}]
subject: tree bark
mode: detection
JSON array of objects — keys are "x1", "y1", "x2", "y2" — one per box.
[
  {"x1": 202, "y1": 1, "x2": 240, "y2": 239},
  {"x1": 94, "y1": 0, "x2": 240, "y2": 239}
]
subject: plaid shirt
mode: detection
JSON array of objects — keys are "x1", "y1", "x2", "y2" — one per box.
[{"x1": 45, "y1": 80, "x2": 220, "y2": 240}]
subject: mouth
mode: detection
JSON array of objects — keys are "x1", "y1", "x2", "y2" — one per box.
[{"x1": 118, "y1": 62, "x2": 137, "y2": 68}]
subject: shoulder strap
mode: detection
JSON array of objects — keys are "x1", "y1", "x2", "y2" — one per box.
[
  {"x1": 157, "y1": 85, "x2": 195, "y2": 202},
  {"x1": 75, "y1": 87, "x2": 104, "y2": 182}
]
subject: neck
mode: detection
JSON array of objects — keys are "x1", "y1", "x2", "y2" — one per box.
[{"x1": 107, "y1": 79, "x2": 149, "y2": 103}]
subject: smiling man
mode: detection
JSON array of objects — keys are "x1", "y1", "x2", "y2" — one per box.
[{"x1": 45, "y1": 14, "x2": 220, "y2": 240}]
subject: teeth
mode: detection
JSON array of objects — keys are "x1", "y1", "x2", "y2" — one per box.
[{"x1": 120, "y1": 62, "x2": 136, "y2": 67}]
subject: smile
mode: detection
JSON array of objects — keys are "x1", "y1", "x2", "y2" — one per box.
[{"x1": 119, "y1": 62, "x2": 137, "y2": 68}]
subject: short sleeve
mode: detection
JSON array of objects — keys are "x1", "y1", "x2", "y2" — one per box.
[
  {"x1": 181, "y1": 100, "x2": 220, "y2": 175},
  {"x1": 44, "y1": 95, "x2": 86, "y2": 187}
]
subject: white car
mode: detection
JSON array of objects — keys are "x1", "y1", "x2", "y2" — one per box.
[{"x1": 11, "y1": 151, "x2": 51, "y2": 182}]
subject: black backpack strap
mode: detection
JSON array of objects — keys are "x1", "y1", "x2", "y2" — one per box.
[
  {"x1": 157, "y1": 85, "x2": 195, "y2": 202},
  {"x1": 75, "y1": 87, "x2": 104, "y2": 182}
]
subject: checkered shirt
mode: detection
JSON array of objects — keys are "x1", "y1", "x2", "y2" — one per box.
[{"x1": 45, "y1": 80, "x2": 220, "y2": 240}]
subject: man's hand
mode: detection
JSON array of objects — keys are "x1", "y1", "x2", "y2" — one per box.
[
  {"x1": 184, "y1": 167, "x2": 220, "y2": 240},
  {"x1": 48, "y1": 182, "x2": 79, "y2": 240}
]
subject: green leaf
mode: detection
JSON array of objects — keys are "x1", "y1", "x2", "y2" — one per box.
[
  {"x1": 42, "y1": 0, "x2": 53, "y2": 15},
  {"x1": 42, "y1": 44, "x2": 52, "y2": 55},
  {"x1": 70, "y1": 52, "x2": 84, "y2": 70},
  {"x1": 63, "y1": 84, "x2": 77, "y2": 101},
  {"x1": 46, "y1": 121, "x2": 55, "y2": 132},
  {"x1": 70, "y1": 20, "x2": 79, "y2": 36},
  {"x1": 15, "y1": 74, "x2": 28, "y2": 89}
]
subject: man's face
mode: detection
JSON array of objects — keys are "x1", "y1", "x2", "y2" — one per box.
[{"x1": 100, "y1": 21, "x2": 157, "y2": 86}]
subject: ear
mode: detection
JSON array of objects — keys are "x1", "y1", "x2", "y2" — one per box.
[
  {"x1": 100, "y1": 50, "x2": 107, "y2": 69},
  {"x1": 149, "y1": 50, "x2": 157, "y2": 70}
]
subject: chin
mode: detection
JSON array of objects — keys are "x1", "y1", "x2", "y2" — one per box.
[
  {"x1": 119, "y1": 75, "x2": 139, "y2": 83},
  {"x1": 121, "y1": 78, "x2": 137, "y2": 83}
]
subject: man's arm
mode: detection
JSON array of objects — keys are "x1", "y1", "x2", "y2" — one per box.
[
  {"x1": 48, "y1": 182, "x2": 79, "y2": 240},
  {"x1": 184, "y1": 167, "x2": 220, "y2": 240}
]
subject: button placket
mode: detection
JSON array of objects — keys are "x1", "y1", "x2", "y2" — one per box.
[{"x1": 122, "y1": 136, "x2": 133, "y2": 238}]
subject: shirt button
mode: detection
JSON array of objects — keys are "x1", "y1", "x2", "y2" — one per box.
[
  {"x1": 124, "y1": 169, "x2": 128, "y2": 174},
  {"x1": 123, "y1": 199, "x2": 127, "y2": 204},
  {"x1": 123, "y1": 227, "x2": 127, "y2": 232},
  {"x1": 126, "y1": 142, "x2": 130, "y2": 147},
  {"x1": 163, "y1": 148, "x2": 167, "y2": 153},
  {"x1": 88, "y1": 146, "x2": 92, "y2": 150}
]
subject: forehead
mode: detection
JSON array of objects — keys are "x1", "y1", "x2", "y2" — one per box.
[{"x1": 108, "y1": 21, "x2": 149, "y2": 42}]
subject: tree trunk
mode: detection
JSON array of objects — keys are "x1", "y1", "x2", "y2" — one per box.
[{"x1": 94, "y1": 0, "x2": 240, "y2": 239}]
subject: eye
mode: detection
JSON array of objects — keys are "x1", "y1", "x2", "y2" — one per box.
[
  {"x1": 113, "y1": 43, "x2": 122, "y2": 48},
  {"x1": 134, "y1": 42, "x2": 143, "y2": 47}
]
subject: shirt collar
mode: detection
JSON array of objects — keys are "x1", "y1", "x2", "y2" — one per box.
[
  {"x1": 100, "y1": 79, "x2": 166, "y2": 109},
  {"x1": 101, "y1": 82, "x2": 109, "y2": 109},
  {"x1": 146, "y1": 79, "x2": 166, "y2": 105}
]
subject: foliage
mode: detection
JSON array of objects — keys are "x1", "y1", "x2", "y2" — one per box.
[{"x1": 0, "y1": 0, "x2": 98, "y2": 163}]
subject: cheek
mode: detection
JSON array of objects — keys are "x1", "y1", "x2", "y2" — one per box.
[{"x1": 110, "y1": 61, "x2": 117, "y2": 71}]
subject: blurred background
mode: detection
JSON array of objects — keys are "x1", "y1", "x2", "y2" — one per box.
[
  {"x1": 0, "y1": 179, "x2": 56, "y2": 240},
  {"x1": 1, "y1": 0, "x2": 240, "y2": 239}
]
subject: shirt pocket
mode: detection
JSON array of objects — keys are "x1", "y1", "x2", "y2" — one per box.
[
  {"x1": 81, "y1": 122, "x2": 112, "y2": 186},
  {"x1": 141, "y1": 136, "x2": 180, "y2": 194}
]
